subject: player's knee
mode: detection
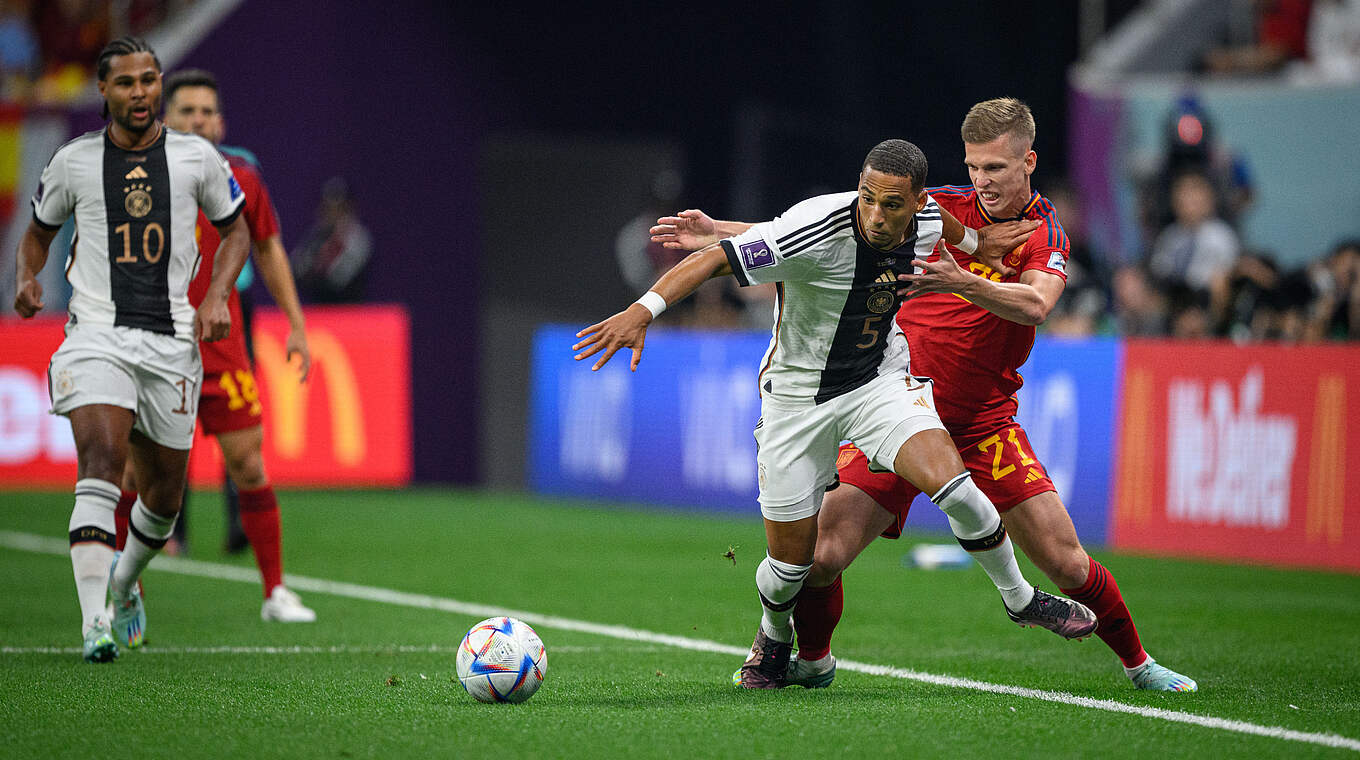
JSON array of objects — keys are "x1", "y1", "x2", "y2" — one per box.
[
  {"x1": 806, "y1": 558, "x2": 841, "y2": 588},
  {"x1": 224, "y1": 449, "x2": 267, "y2": 490},
  {"x1": 810, "y1": 536, "x2": 854, "y2": 583},
  {"x1": 140, "y1": 482, "x2": 186, "y2": 518},
  {"x1": 76, "y1": 447, "x2": 125, "y2": 485},
  {"x1": 1037, "y1": 546, "x2": 1089, "y2": 588}
]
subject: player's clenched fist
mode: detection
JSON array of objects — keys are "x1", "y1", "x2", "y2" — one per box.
[{"x1": 14, "y1": 277, "x2": 45, "y2": 318}]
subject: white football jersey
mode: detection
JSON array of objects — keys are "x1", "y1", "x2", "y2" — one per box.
[
  {"x1": 31, "y1": 126, "x2": 245, "y2": 339},
  {"x1": 721, "y1": 191, "x2": 942, "y2": 405}
]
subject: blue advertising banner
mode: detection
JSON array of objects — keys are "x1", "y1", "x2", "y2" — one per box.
[
  {"x1": 901, "y1": 336, "x2": 1122, "y2": 544},
  {"x1": 530, "y1": 327, "x2": 1122, "y2": 544},
  {"x1": 530, "y1": 325, "x2": 767, "y2": 515}
]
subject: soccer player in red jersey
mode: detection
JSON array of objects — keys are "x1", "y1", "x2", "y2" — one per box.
[
  {"x1": 115, "y1": 69, "x2": 317, "y2": 622},
  {"x1": 652, "y1": 99, "x2": 1196, "y2": 692},
  {"x1": 801, "y1": 98, "x2": 1195, "y2": 692}
]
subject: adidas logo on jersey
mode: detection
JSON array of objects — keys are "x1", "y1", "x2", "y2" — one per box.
[
  {"x1": 875, "y1": 270, "x2": 897, "y2": 285},
  {"x1": 124, "y1": 166, "x2": 149, "y2": 180},
  {"x1": 913, "y1": 396, "x2": 931, "y2": 409},
  {"x1": 1024, "y1": 468, "x2": 1043, "y2": 483}
]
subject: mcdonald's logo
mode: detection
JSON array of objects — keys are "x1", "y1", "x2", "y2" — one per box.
[{"x1": 255, "y1": 328, "x2": 367, "y2": 466}]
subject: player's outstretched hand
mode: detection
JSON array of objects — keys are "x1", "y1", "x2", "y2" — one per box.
[
  {"x1": 572, "y1": 304, "x2": 652, "y2": 371},
  {"x1": 287, "y1": 327, "x2": 313, "y2": 383},
  {"x1": 897, "y1": 248, "x2": 973, "y2": 300},
  {"x1": 195, "y1": 299, "x2": 231, "y2": 342},
  {"x1": 13, "y1": 277, "x2": 44, "y2": 318},
  {"x1": 975, "y1": 219, "x2": 1039, "y2": 277},
  {"x1": 650, "y1": 209, "x2": 719, "y2": 251}
]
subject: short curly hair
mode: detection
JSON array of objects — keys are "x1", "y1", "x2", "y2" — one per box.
[{"x1": 861, "y1": 139, "x2": 928, "y2": 192}]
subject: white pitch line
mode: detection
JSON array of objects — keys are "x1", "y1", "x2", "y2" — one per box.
[
  {"x1": 0, "y1": 644, "x2": 623, "y2": 656},
  {"x1": 3, "y1": 529, "x2": 1356, "y2": 753}
]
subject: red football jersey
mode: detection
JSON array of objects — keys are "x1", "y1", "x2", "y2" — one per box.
[
  {"x1": 901, "y1": 186, "x2": 1069, "y2": 433},
  {"x1": 188, "y1": 153, "x2": 282, "y2": 373}
]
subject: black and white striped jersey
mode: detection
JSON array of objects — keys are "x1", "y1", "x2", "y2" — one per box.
[
  {"x1": 720, "y1": 191, "x2": 942, "y2": 405},
  {"x1": 31, "y1": 126, "x2": 245, "y2": 338}
]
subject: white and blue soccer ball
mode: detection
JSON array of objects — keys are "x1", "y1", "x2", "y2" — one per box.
[{"x1": 455, "y1": 616, "x2": 548, "y2": 703}]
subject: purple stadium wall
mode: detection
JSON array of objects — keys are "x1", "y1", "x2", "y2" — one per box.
[{"x1": 183, "y1": 1, "x2": 484, "y2": 484}]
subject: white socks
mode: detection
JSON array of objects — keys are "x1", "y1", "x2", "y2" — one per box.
[
  {"x1": 69, "y1": 478, "x2": 119, "y2": 631},
  {"x1": 755, "y1": 554, "x2": 811, "y2": 643},
  {"x1": 932, "y1": 473, "x2": 1034, "y2": 612},
  {"x1": 111, "y1": 499, "x2": 177, "y2": 597}
]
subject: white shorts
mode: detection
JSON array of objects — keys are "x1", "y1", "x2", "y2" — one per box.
[
  {"x1": 753, "y1": 371, "x2": 945, "y2": 521},
  {"x1": 48, "y1": 324, "x2": 203, "y2": 450}
]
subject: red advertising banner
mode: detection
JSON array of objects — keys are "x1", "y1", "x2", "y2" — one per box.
[
  {"x1": 0, "y1": 318, "x2": 71, "y2": 485},
  {"x1": 1112, "y1": 340, "x2": 1359, "y2": 572},
  {"x1": 0, "y1": 305, "x2": 411, "y2": 489}
]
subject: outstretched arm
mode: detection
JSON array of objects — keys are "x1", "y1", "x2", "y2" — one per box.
[
  {"x1": 13, "y1": 220, "x2": 58, "y2": 318},
  {"x1": 650, "y1": 209, "x2": 753, "y2": 251},
  {"x1": 573, "y1": 244, "x2": 732, "y2": 371},
  {"x1": 898, "y1": 248, "x2": 1065, "y2": 326}
]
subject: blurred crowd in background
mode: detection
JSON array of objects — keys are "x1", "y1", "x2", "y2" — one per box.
[
  {"x1": 619, "y1": 1, "x2": 1360, "y2": 343},
  {"x1": 3, "y1": 0, "x2": 1358, "y2": 343},
  {"x1": 1048, "y1": 90, "x2": 1359, "y2": 343},
  {"x1": 1049, "y1": 0, "x2": 1360, "y2": 342},
  {"x1": 0, "y1": 0, "x2": 197, "y2": 104},
  {"x1": 618, "y1": 107, "x2": 1359, "y2": 344}
]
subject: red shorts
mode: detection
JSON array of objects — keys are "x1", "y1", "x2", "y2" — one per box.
[
  {"x1": 197, "y1": 366, "x2": 265, "y2": 436},
  {"x1": 835, "y1": 420, "x2": 1055, "y2": 539}
]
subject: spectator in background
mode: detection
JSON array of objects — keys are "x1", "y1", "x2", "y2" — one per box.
[
  {"x1": 1219, "y1": 250, "x2": 1313, "y2": 341},
  {"x1": 1308, "y1": 240, "x2": 1360, "y2": 339},
  {"x1": 292, "y1": 177, "x2": 371, "y2": 303},
  {"x1": 1204, "y1": 0, "x2": 1313, "y2": 75},
  {"x1": 1110, "y1": 265, "x2": 1168, "y2": 337},
  {"x1": 1137, "y1": 95, "x2": 1253, "y2": 242},
  {"x1": 1148, "y1": 171, "x2": 1241, "y2": 334},
  {"x1": 0, "y1": 0, "x2": 39, "y2": 101}
]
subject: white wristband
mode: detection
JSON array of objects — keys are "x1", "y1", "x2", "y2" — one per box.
[
  {"x1": 956, "y1": 226, "x2": 979, "y2": 254},
  {"x1": 635, "y1": 290, "x2": 667, "y2": 319}
]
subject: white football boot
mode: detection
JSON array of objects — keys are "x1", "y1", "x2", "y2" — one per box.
[
  {"x1": 108, "y1": 552, "x2": 146, "y2": 648},
  {"x1": 261, "y1": 585, "x2": 317, "y2": 622},
  {"x1": 82, "y1": 614, "x2": 119, "y2": 663}
]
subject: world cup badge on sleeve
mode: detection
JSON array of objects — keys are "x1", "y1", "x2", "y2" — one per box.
[{"x1": 740, "y1": 240, "x2": 775, "y2": 270}]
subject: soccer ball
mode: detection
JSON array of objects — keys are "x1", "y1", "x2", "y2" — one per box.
[{"x1": 455, "y1": 616, "x2": 548, "y2": 703}]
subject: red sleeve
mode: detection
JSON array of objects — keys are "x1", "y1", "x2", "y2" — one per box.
[
  {"x1": 1019, "y1": 218, "x2": 1069, "y2": 281},
  {"x1": 230, "y1": 161, "x2": 282, "y2": 242}
]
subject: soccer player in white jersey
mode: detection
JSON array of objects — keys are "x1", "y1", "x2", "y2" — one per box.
[
  {"x1": 12, "y1": 37, "x2": 251, "y2": 662},
  {"x1": 575, "y1": 140, "x2": 1096, "y2": 688}
]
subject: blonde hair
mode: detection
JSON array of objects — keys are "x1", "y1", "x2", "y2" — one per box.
[{"x1": 960, "y1": 97, "x2": 1035, "y2": 150}]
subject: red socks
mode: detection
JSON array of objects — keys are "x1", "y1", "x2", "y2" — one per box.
[
  {"x1": 114, "y1": 490, "x2": 136, "y2": 551},
  {"x1": 238, "y1": 485, "x2": 284, "y2": 597},
  {"x1": 1062, "y1": 556, "x2": 1148, "y2": 668},
  {"x1": 791, "y1": 575, "x2": 844, "y2": 662}
]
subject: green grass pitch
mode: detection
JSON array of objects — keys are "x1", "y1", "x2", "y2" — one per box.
[{"x1": 3, "y1": 488, "x2": 1358, "y2": 758}]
